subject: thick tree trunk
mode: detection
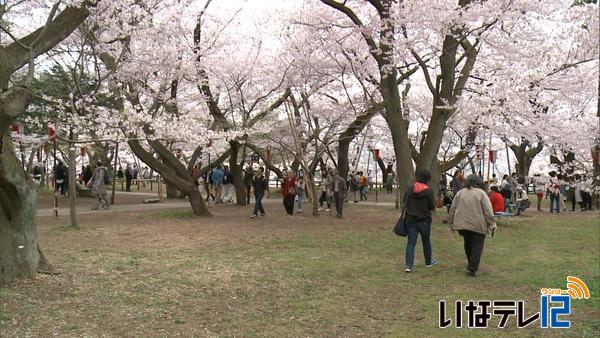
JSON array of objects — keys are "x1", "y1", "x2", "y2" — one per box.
[
  {"x1": 509, "y1": 141, "x2": 543, "y2": 178},
  {"x1": 128, "y1": 140, "x2": 211, "y2": 216},
  {"x1": 382, "y1": 74, "x2": 414, "y2": 205},
  {"x1": 230, "y1": 141, "x2": 246, "y2": 206},
  {"x1": 336, "y1": 107, "x2": 379, "y2": 179},
  {"x1": 337, "y1": 138, "x2": 351, "y2": 179},
  {"x1": 0, "y1": 134, "x2": 39, "y2": 284},
  {"x1": 0, "y1": 4, "x2": 90, "y2": 284},
  {"x1": 188, "y1": 187, "x2": 210, "y2": 217},
  {"x1": 166, "y1": 182, "x2": 184, "y2": 199}
]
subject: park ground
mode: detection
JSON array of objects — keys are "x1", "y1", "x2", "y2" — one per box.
[{"x1": 0, "y1": 191, "x2": 599, "y2": 337}]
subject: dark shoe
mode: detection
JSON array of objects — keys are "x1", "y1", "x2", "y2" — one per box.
[
  {"x1": 466, "y1": 270, "x2": 476, "y2": 277},
  {"x1": 426, "y1": 259, "x2": 439, "y2": 268}
]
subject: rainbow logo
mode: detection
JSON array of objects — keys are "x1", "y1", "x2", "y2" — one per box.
[{"x1": 564, "y1": 276, "x2": 590, "y2": 300}]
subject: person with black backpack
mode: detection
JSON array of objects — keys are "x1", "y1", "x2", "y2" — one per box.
[{"x1": 88, "y1": 161, "x2": 110, "y2": 210}]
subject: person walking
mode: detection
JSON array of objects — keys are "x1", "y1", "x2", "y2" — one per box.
[
  {"x1": 54, "y1": 161, "x2": 67, "y2": 195},
  {"x1": 571, "y1": 175, "x2": 583, "y2": 211},
  {"x1": 557, "y1": 174, "x2": 568, "y2": 211},
  {"x1": 359, "y1": 172, "x2": 368, "y2": 201},
  {"x1": 243, "y1": 166, "x2": 254, "y2": 204},
  {"x1": 533, "y1": 173, "x2": 545, "y2": 211},
  {"x1": 251, "y1": 167, "x2": 267, "y2": 218},
  {"x1": 222, "y1": 166, "x2": 235, "y2": 203},
  {"x1": 547, "y1": 171, "x2": 560, "y2": 213},
  {"x1": 448, "y1": 174, "x2": 497, "y2": 277},
  {"x1": 451, "y1": 169, "x2": 463, "y2": 196},
  {"x1": 296, "y1": 174, "x2": 305, "y2": 213},
  {"x1": 580, "y1": 176, "x2": 593, "y2": 211},
  {"x1": 88, "y1": 161, "x2": 110, "y2": 210},
  {"x1": 318, "y1": 169, "x2": 331, "y2": 211},
  {"x1": 403, "y1": 169, "x2": 439, "y2": 273},
  {"x1": 330, "y1": 169, "x2": 347, "y2": 218},
  {"x1": 125, "y1": 164, "x2": 133, "y2": 192},
  {"x1": 211, "y1": 166, "x2": 224, "y2": 203},
  {"x1": 386, "y1": 172, "x2": 395, "y2": 193},
  {"x1": 282, "y1": 170, "x2": 296, "y2": 215},
  {"x1": 349, "y1": 172, "x2": 359, "y2": 203}
]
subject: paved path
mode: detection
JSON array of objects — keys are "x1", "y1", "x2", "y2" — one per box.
[{"x1": 37, "y1": 192, "x2": 398, "y2": 217}]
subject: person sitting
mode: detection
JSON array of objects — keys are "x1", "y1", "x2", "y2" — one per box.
[
  {"x1": 489, "y1": 186, "x2": 505, "y2": 214},
  {"x1": 514, "y1": 185, "x2": 530, "y2": 216}
]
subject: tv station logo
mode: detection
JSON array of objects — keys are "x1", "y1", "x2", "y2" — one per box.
[{"x1": 439, "y1": 276, "x2": 590, "y2": 329}]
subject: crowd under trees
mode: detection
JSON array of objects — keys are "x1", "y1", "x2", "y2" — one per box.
[{"x1": 0, "y1": 0, "x2": 598, "y2": 283}]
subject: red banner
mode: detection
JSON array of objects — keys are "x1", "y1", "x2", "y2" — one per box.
[
  {"x1": 372, "y1": 149, "x2": 380, "y2": 160},
  {"x1": 47, "y1": 122, "x2": 56, "y2": 142},
  {"x1": 489, "y1": 150, "x2": 496, "y2": 163}
]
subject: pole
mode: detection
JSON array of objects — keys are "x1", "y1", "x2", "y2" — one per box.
[
  {"x1": 505, "y1": 141, "x2": 512, "y2": 176},
  {"x1": 375, "y1": 156, "x2": 378, "y2": 202},
  {"x1": 68, "y1": 130, "x2": 78, "y2": 228},
  {"x1": 111, "y1": 142, "x2": 118, "y2": 205},
  {"x1": 486, "y1": 132, "x2": 492, "y2": 182},
  {"x1": 53, "y1": 136, "x2": 58, "y2": 217}
]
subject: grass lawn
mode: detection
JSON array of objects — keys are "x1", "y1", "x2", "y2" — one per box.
[{"x1": 1, "y1": 202, "x2": 598, "y2": 337}]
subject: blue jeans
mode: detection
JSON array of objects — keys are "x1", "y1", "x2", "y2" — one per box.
[
  {"x1": 297, "y1": 192, "x2": 305, "y2": 210},
  {"x1": 549, "y1": 193, "x2": 560, "y2": 213},
  {"x1": 253, "y1": 193, "x2": 265, "y2": 215},
  {"x1": 405, "y1": 221, "x2": 433, "y2": 268}
]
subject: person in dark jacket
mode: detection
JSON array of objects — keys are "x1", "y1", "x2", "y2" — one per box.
[
  {"x1": 243, "y1": 166, "x2": 254, "y2": 204},
  {"x1": 125, "y1": 164, "x2": 133, "y2": 192},
  {"x1": 282, "y1": 170, "x2": 297, "y2": 215},
  {"x1": 54, "y1": 161, "x2": 67, "y2": 195},
  {"x1": 251, "y1": 167, "x2": 267, "y2": 218},
  {"x1": 329, "y1": 169, "x2": 347, "y2": 218},
  {"x1": 83, "y1": 165, "x2": 93, "y2": 186},
  {"x1": 404, "y1": 169, "x2": 438, "y2": 273}
]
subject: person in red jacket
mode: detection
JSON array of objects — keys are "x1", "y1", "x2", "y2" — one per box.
[
  {"x1": 282, "y1": 170, "x2": 297, "y2": 215},
  {"x1": 489, "y1": 186, "x2": 505, "y2": 213}
]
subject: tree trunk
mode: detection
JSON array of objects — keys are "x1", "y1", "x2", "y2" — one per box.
[
  {"x1": 430, "y1": 161, "x2": 442, "y2": 198},
  {"x1": 188, "y1": 187, "x2": 211, "y2": 217},
  {"x1": 230, "y1": 141, "x2": 246, "y2": 206},
  {"x1": 337, "y1": 138, "x2": 351, "y2": 179},
  {"x1": 307, "y1": 172, "x2": 319, "y2": 216},
  {"x1": 336, "y1": 107, "x2": 379, "y2": 179},
  {"x1": 509, "y1": 141, "x2": 543, "y2": 178},
  {"x1": 0, "y1": 4, "x2": 90, "y2": 284},
  {"x1": 128, "y1": 139, "x2": 211, "y2": 216},
  {"x1": 166, "y1": 182, "x2": 184, "y2": 199},
  {"x1": 0, "y1": 134, "x2": 40, "y2": 284},
  {"x1": 382, "y1": 74, "x2": 414, "y2": 205}
]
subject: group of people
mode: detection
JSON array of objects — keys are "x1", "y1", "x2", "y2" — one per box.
[
  {"x1": 197, "y1": 165, "x2": 236, "y2": 203},
  {"x1": 532, "y1": 172, "x2": 594, "y2": 212},
  {"x1": 347, "y1": 171, "x2": 371, "y2": 202},
  {"x1": 199, "y1": 164, "x2": 360, "y2": 219},
  {"x1": 403, "y1": 170, "x2": 497, "y2": 277}
]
